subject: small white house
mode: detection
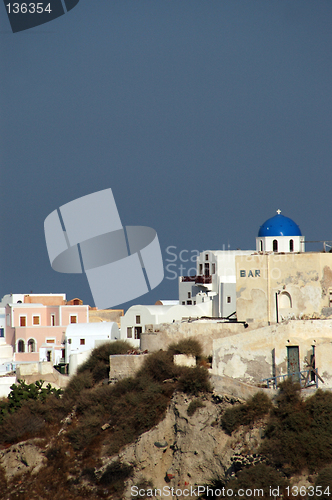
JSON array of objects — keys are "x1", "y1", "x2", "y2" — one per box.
[
  {"x1": 120, "y1": 303, "x2": 211, "y2": 348},
  {"x1": 64, "y1": 322, "x2": 120, "y2": 365}
]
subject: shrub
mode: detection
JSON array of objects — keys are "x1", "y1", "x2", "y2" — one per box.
[
  {"x1": 226, "y1": 464, "x2": 288, "y2": 499},
  {"x1": 98, "y1": 460, "x2": 133, "y2": 498},
  {"x1": 177, "y1": 366, "x2": 212, "y2": 396},
  {"x1": 0, "y1": 379, "x2": 63, "y2": 423},
  {"x1": 260, "y1": 382, "x2": 332, "y2": 475},
  {"x1": 67, "y1": 413, "x2": 102, "y2": 450},
  {"x1": 187, "y1": 398, "x2": 206, "y2": 416},
  {"x1": 77, "y1": 340, "x2": 132, "y2": 380},
  {"x1": 315, "y1": 465, "x2": 332, "y2": 499},
  {"x1": 63, "y1": 370, "x2": 94, "y2": 400},
  {"x1": 221, "y1": 392, "x2": 272, "y2": 435},
  {"x1": 168, "y1": 338, "x2": 202, "y2": 358},
  {"x1": 0, "y1": 402, "x2": 46, "y2": 443},
  {"x1": 137, "y1": 350, "x2": 178, "y2": 383}
]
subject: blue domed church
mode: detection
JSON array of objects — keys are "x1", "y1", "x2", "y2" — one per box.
[{"x1": 256, "y1": 210, "x2": 305, "y2": 253}]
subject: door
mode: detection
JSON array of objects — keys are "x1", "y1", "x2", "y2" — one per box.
[{"x1": 287, "y1": 346, "x2": 300, "y2": 382}]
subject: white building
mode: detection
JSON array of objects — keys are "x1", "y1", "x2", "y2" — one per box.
[
  {"x1": 120, "y1": 247, "x2": 253, "y2": 346},
  {"x1": 178, "y1": 249, "x2": 253, "y2": 318},
  {"x1": 120, "y1": 303, "x2": 210, "y2": 348},
  {"x1": 64, "y1": 322, "x2": 120, "y2": 363}
]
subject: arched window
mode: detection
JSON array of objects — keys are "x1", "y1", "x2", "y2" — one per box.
[
  {"x1": 28, "y1": 339, "x2": 36, "y2": 353},
  {"x1": 273, "y1": 239, "x2": 278, "y2": 252},
  {"x1": 289, "y1": 239, "x2": 294, "y2": 252},
  {"x1": 260, "y1": 240, "x2": 263, "y2": 251},
  {"x1": 279, "y1": 291, "x2": 292, "y2": 309},
  {"x1": 18, "y1": 340, "x2": 25, "y2": 353}
]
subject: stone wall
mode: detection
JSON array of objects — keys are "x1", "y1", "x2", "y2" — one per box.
[
  {"x1": 212, "y1": 319, "x2": 332, "y2": 388},
  {"x1": 109, "y1": 354, "x2": 148, "y2": 382},
  {"x1": 141, "y1": 320, "x2": 252, "y2": 356}
]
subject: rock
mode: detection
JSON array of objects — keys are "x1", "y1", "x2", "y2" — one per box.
[
  {"x1": 97, "y1": 392, "x2": 240, "y2": 499},
  {"x1": 0, "y1": 439, "x2": 46, "y2": 480}
]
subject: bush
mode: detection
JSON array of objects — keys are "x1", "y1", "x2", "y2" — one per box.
[
  {"x1": 0, "y1": 402, "x2": 46, "y2": 443},
  {"x1": 168, "y1": 338, "x2": 202, "y2": 358},
  {"x1": 226, "y1": 464, "x2": 288, "y2": 499},
  {"x1": 177, "y1": 366, "x2": 212, "y2": 396},
  {"x1": 260, "y1": 382, "x2": 332, "y2": 475},
  {"x1": 137, "y1": 350, "x2": 178, "y2": 383},
  {"x1": 187, "y1": 398, "x2": 206, "y2": 416},
  {"x1": 63, "y1": 370, "x2": 94, "y2": 400},
  {"x1": 221, "y1": 392, "x2": 272, "y2": 435},
  {"x1": 315, "y1": 465, "x2": 332, "y2": 499},
  {"x1": 67, "y1": 413, "x2": 102, "y2": 450},
  {"x1": 0, "y1": 380, "x2": 63, "y2": 423},
  {"x1": 76, "y1": 340, "x2": 132, "y2": 384},
  {"x1": 99, "y1": 460, "x2": 133, "y2": 498}
]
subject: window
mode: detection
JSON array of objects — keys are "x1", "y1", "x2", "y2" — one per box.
[
  {"x1": 80, "y1": 339, "x2": 85, "y2": 345},
  {"x1": 46, "y1": 351, "x2": 52, "y2": 362},
  {"x1": 28, "y1": 339, "x2": 36, "y2": 352},
  {"x1": 0, "y1": 328, "x2": 3, "y2": 338},
  {"x1": 188, "y1": 292, "x2": 191, "y2": 299},
  {"x1": 280, "y1": 292, "x2": 292, "y2": 309},
  {"x1": 68, "y1": 338, "x2": 72, "y2": 344},
  {"x1": 205, "y1": 254, "x2": 209, "y2": 261},
  {"x1": 187, "y1": 300, "x2": 192, "y2": 305},
  {"x1": 289, "y1": 239, "x2": 294, "y2": 252},
  {"x1": 46, "y1": 339, "x2": 55, "y2": 344},
  {"x1": 127, "y1": 327, "x2": 133, "y2": 338},
  {"x1": 204, "y1": 263, "x2": 210, "y2": 277},
  {"x1": 194, "y1": 301, "x2": 196, "y2": 305},
  {"x1": 33, "y1": 316, "x2": 40, "y2": 325},
  {"x1": 227, "y1": 296, "x2": 231, "y2": 303},
  {"x1": 273, "y1": 240, "x2": 278, "y2": 252},
  {"x1": 212, "y1": 263, "x2": 216, "y2": 274},
  {"x1": 70, "y1": 315, "x2": 77, "y2": 324},
  {"x1": 18, "y1": 340, "x2": 25, "y2": 353},
  {"x1": 136, "y1": 315, "x2": 141, "y2": 324},
  {"x1": 20, "y1": 316, "x2": 26, "y2": 327},
  {"x1": 182, "y1": 301, "x2": 185, "y2": 305},
  {"x1": 51, "y1": 314, "x2": 55, "y2": 326},
  {"x1": 260, "y1": 240, "x2": 263, "y2": 251},
  {"x1": 134, "y1": 326, "x2": 142, "y2": 339},
  {"x1": 199, "y1": 264, "x2": 202, "y2": 274}
]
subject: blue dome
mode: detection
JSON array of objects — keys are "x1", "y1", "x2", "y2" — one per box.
[{"x1": 258, "y1": 213, "x2": 302, "y2": 237}]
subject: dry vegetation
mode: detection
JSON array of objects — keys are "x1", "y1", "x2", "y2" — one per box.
[
  {"x1": 0, "y1": 338, "x2": 211, "y2": 499},
  {"x1": 206, "y1": 380, "x2": 332, "y2": 499}
]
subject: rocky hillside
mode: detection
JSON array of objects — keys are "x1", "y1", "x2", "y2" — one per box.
[
  {"x1": 1, "y1": 341, "x2": 332, "y2": 499},
  {"x1": 0, "y1": 390, "x2": 260, "y2": 500}
]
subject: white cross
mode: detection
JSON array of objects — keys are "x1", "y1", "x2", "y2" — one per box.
[{"x1": 276, "y1": 209, "x2": 281, "y2": 215}]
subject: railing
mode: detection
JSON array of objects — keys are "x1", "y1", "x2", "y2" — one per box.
[
  {"x1": 181, "y1": 275, "x2": 212, "y2": 284},
  {"x1": 261, "y1": 369, "x2": 323, "y2": 389}
]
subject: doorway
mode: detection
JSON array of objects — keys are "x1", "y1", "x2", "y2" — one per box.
[{"x1": 287, "y1": 346, "x2": 300, "y2": 382}]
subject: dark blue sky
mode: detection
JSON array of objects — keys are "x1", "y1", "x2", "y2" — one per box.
[{"x1": 1, "y1": 1, "x2": 332, "y2": 310}]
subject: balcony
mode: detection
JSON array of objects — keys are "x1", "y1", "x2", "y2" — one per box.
[{"x1": 181, "y1": 275, "x2": 212, "y2": 284}]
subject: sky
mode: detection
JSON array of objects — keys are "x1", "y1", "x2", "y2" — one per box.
[{"x1": 1, "y1": 1, "x2": 332, "y2": 311}]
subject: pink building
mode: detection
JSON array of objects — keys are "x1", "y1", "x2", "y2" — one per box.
[{"x1": 4, "y1": 294, "x2": 88, "y2": 364}]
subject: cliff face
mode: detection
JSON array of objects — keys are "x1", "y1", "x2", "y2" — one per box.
[
  {"x1": 96, "y1": 392, "x2": 262, "y2": 499},
  {"x1": 0, "y1": 391, "x2": 265, "y2": 499}
]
